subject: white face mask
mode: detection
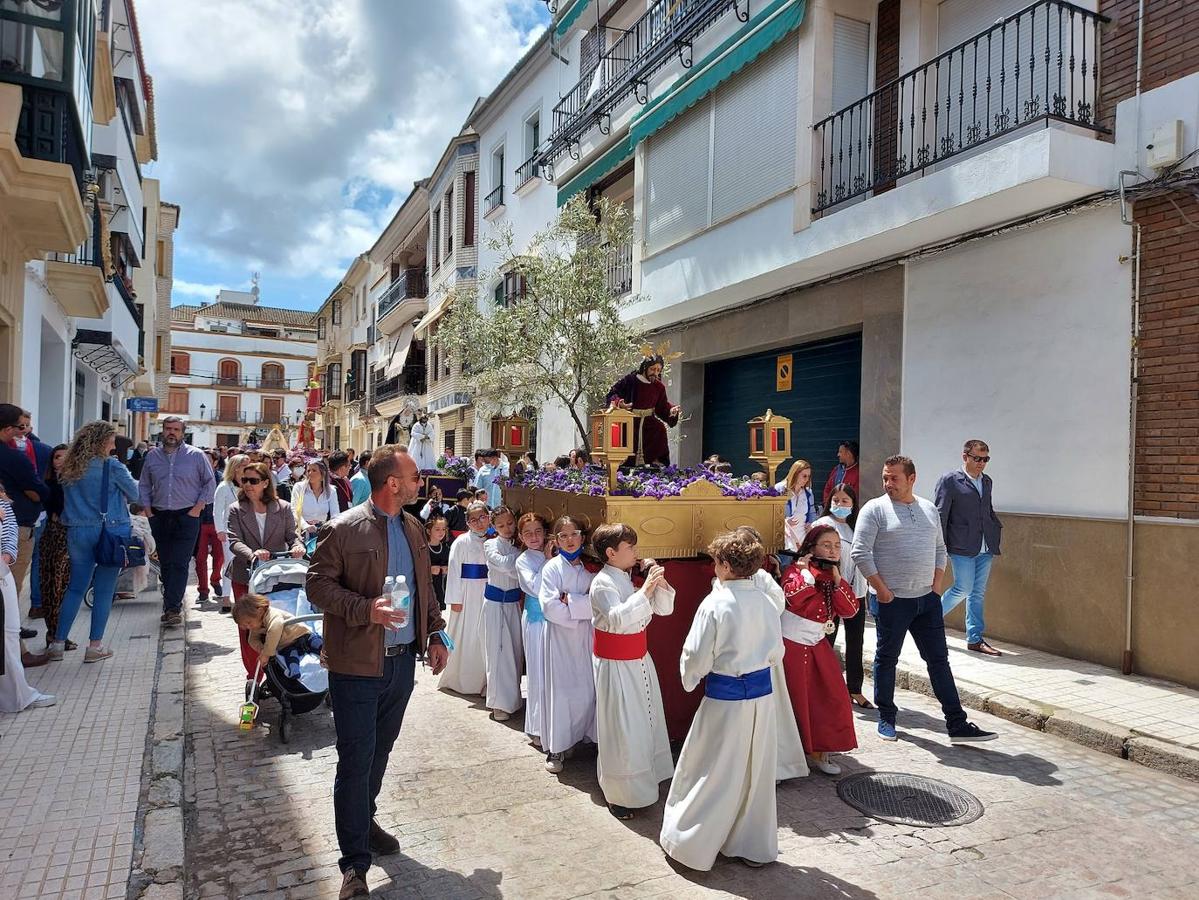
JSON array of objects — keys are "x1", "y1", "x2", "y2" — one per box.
[{"x1": 830, "y1": 505, "x2": 852, "y2": 519}]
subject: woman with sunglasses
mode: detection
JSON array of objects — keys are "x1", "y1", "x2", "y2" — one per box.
[
  {"x1": 213, "y1": 454, "x2": 249, "y2": 613},
  {"x1": 226, "y1": 462, "x2": 305, "y2": 678}
]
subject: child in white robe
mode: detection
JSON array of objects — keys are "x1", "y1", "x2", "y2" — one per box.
[
  {"x1": 660, "y1": 529, "x2": 787, "y2": 871},
  {"x1": 483, "y1": 507, "x2": 523, "y2": 720},
  {"x1": 590, "y1": 523, "x2": 675, "y2": 820},
  {"x1": 516, "y1": 513, "x2": 551, "y2": 747},
  {"x1": 537, "y1": 514, "x2": 596, "y2": 773},
  {"x1": 438, "y1": 502, "x2": 492, "y2": 697}
]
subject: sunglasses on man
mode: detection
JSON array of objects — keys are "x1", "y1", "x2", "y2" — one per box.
[{"x1": 967, "y1": 453, "x2": 990, "y2": 463}]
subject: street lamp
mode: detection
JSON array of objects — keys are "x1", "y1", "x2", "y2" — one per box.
[{"x1": 199, "y1": 403, "x2": 206, "y2": 419}]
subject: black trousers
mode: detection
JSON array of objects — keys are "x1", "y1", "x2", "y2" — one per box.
[
  {"x1": 149, "y1": 508, "x2": 201, "y2": 613},
  {"x1": 828, "y1": 597, "x2": 867, "y2": 694}
]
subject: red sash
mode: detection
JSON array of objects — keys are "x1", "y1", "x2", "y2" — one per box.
[{"x1": 593, "y1": 628, "x2": 648, "y2": 661}]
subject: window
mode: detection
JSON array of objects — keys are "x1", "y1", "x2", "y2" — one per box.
[
  {"x1": 524, "y1": 112, "x2": 541, "y2": 161},
  {"x1": 431, "y1": 207, "x2": 441, "y2": 271},
  {"x1": 496, "y1": 272, "x2": 527, "y2": 307},
  {"x1": 261, "y1": 397, "x2": 283, "y2": 424},
  {"x1": 317, "y1": 316, "x2": 326, "y2": 340},
  {"x1": 216, "y1": 394, "x2": 240, "y2": 421},
  {"x1": 332, "y1": 299, "x2": 342, "y2": 325},
  {"x1": 166, "y1": 388, "x2": 189, "y2": 414},
  {"x1": 170, "y1": 352, "x2": 190, "y2": 375},
  {"x1": 464, "y1": 171, "x2": 476, "y2": 247},
  {"x1": 326, "y1": 362, "x2": 343, "y2": 400},
  {"x1": 831, "y1": 16, "x2": 871, "y2": 113},
  {"x1": 217, "y1": 359, "x2": 240, "y2": 385},
  {"x1": 645, "y1": 40, "x2": 798, "y2": 253},
  {"x1": 445, "y1": 186, "x2": 454, "y2": 259},
  {"x1": 260, "y1": 362, "x2": 285, "y2": 388}
]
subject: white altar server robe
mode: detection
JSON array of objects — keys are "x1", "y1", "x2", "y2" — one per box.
[
  {"x1": 483, "y1": 536, "x2": 523, "y2": 713},
  {"x1": 537, "y1": 555, "x2": 597, "y2": 754},
  {"x1": 438, "y1": 531, "x2": 489, "y2": 696},
  {"x1": 516, "y1": 549, "x2": 549, "y2": 740}
]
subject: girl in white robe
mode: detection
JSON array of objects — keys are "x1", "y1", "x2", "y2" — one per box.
[
  {"x1": 516, "y1": 514, "x2": 552, "y2": 747},
  {"x1": 537, "y1": 515, "x2": 596, "y2": 773},
  {"x1": 590, "y1": 523, "x2": 676, "y2": 818},
  {"x1": 660, "y1": 530, "x2": 790, "y2": 871},
  {"x1": 483, "y1": 508, "x2": 523, "y2": 719},
  {"x1": 438, "y1": 503, "x2": 491, "y2": 696}
]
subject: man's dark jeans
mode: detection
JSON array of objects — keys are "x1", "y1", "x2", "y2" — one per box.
[
  {"x1": 149, "y1": 508, "x2": 202, "y2": 613},
  {"x1": 872, "y1": 591, "x2": 968, "y2": 732},
  {"x1": 330, "y1": 650, "x2": 416, "y2": 875}
]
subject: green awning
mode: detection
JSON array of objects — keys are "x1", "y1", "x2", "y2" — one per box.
[
  {"x1": 557, "y1": 134, "x2": 636, "y2": 207},
  {"x1": 555, "y1": 0, "x2": 593, "y2": 38},
  {"x1": 629, "y1": 0, "x2": 807, "y2": 146}
]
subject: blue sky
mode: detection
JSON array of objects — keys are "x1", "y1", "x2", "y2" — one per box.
[{"x1": 136, "y1": 0, "x2": 550, "y2": 311}]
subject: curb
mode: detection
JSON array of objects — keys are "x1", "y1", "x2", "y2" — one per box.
[
  {"x1": 126, "y1": 618, "x2": 187, "y2": 900},
  {"x1": 876, "y1": 654, "x2": 1199, "y2": 784}
]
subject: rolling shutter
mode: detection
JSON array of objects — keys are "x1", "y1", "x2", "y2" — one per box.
[
  {"x1": 645, "y1": 100, "x2": 711, "y2": 253},
  {"x1": 831, "y1": 16, "x2": 871, "y2": 112}
]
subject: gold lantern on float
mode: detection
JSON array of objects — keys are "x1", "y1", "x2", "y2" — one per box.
[
  {"x1": 748, "y1": 409, "x2": 792, "y2": 485},
  {"x1": 590, "y1": 405, "x2": 637, "y2": 492},
  {"x1": 490, "y1": 414, "x2": 531, "y2": 466}
]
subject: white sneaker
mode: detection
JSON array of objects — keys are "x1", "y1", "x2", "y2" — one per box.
[
  {"x1": 29, "y1": 693, "x2": 57, "y2": 709},
  {"x1": 544, "y1": 752, "x2": 564, "y2": 774},
  {"x1": 809, "y1": 755, "x2": 841, "y2": 776},
  {"x1": 490, "y1": 709, "x2": 510, "y2": 722}
]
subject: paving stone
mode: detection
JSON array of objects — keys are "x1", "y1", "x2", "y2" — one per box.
[
  {"x1": 1126, "y1": 736, "x2": 1199, "y2": 781},
  {"x1": 983, "y1": 691, "x2": 1053, "y2": 730},
  {"x1": 1044, "y1": 709, "x2": 1131, "y2": 757}
]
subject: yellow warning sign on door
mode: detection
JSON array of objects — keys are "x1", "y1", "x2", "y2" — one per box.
[{"x1": 776, "y1": 354, "x2": 792, "y2": 392}]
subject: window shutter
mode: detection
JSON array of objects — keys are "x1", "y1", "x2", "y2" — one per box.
[
  {"x1": 831, "y1": 16, "x2": 871, "y2": 112},
  {"x1": 645, "y1": 100, "x2": 711, "y2": 253},
  {"x1": 711, "y1": 40, "x2": 798, "y2": 224},
  {"x1": 464, "y1": 172, "x2": 476, "y2": 246}
]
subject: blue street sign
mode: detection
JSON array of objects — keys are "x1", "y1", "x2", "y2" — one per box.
[{"x1": 127, "y1": 397, "x2": 159, "y2": 413}]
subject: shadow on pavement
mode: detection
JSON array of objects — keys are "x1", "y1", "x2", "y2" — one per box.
[
  {"x1": 371, "y1": 859, "x2": 503, "y2": 899},
  {"x1": 671, "y1": 856, "x2": 881, "y2": 899},
  {"x1": 901, "y1": 731, "x2": 1062, "y2": 786}
]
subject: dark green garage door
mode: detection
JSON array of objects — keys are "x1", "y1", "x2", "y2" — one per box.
[{"x1": 702, "y1": 333, "x2": 862, "y2": 490}]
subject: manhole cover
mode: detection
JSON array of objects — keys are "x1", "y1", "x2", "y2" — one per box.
[{"x1": 836, "y1": 772, "x2": 984, "y2": 827}]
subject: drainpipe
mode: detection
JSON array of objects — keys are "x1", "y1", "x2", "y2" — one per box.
[{"x1": 1117, "y1": 0, "x2": 1147, "y2": 677}]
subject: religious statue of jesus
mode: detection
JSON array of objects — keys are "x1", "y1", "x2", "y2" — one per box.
[{"x1": 606, "y1": 353, "x2": 681, "y2": 466}]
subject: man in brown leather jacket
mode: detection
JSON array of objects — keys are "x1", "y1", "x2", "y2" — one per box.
[{"x1": 306, "y1": 445, "x2": 447, "y2": 899}]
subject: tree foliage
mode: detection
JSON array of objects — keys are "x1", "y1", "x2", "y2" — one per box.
[{"x1": 432, "y1": 196, "x2": 644, "y2": 451}]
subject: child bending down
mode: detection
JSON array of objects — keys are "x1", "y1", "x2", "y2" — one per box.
[{"x1": 232, "y1": 592, "x2": 323, "y2": 680}]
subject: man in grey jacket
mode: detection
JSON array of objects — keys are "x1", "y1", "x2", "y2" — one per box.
[
  {"x1": 935, "y1": 440, "x2": 1003, "y2": 656},
  {"x1": 851, "y1": 455, "x2": 997, "y2": 745}
]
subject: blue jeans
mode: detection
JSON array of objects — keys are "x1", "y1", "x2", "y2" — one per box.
[
  {"x1": 329, "y1": 650, "x2": 416, "y2": 875},
  {"x1": 149, "y1": 509, "x2": 202, "y2": 613},
  {"x1": 29, "y1": 518, "x2": 44, "y2": 607},
  {"x1": 872, "y1": 591, "x2": 967, "y2": 732},
  {"x1": 941, "y1": 553, "x2": 994, "y2": 645},
  {"x1": 56, "y1": 524, "x2": 128, "y2": 643}
]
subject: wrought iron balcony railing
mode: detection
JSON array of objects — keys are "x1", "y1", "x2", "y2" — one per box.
[
  {"x1": 378, "y1": 268, "x2": 429, "y2": 320},
  {"x1": 48, "y1": 203, "x2": 105, "y2": 269},
  {"x1": 206, "y1": 410, "x2": 247, "y2": 424},
  {"x1": 546, "y1": 0, "x2": 744, "y2": 161},
  {"x1": 210, "y1": 374, "x2": 249, "y2": 387},
  {"x1": 485, "y1": 183, "x2": 504, "y2": 215},
  {"x1": 605, "y1": 240, "x2": 633, "y2": 297},
  {"x1": 516, "y1": 153, "x2": 541, "y2": 189},
  {"x1": 812, "y1": 0, "x2": 1107, "y2": 214}
]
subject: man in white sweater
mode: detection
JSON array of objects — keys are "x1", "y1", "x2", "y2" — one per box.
[{"x1": 851, "y1": 455, "x2": 997, "y2": 745}]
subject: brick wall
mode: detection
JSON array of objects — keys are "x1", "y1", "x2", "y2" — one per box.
[
  {"x1": 1098, "y1": 0, "x2": 1199, "y2": 133},
  {"x1": 1133, "y1": 191, "x2": 1199, "y2": 518}
]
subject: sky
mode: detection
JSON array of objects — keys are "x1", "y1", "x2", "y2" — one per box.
[{"x1": 135, "y1": 0, "x2": 550, "y2": 311}]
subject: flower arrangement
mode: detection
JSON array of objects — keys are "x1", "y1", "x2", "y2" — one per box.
[
  {"x1": 436, "y1": 454, "x2": 477, "y2": 481},
  {"x1": 509, "y1": 464, "x2": 780, "y2": 501}
]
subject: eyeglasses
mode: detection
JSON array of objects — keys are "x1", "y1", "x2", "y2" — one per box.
[
  {"x1": 556, "y1": 531, "x2": 583, "y2": 540},
  {"x1": 815, "y1": 541, "x2": 841, "y2": 552},
  {"x1": 240, "y1": 477, "x2": 262, "y2": 486},
  {"x1": 967, "y1": 454, "x2": 991, "y2": 463},
  {"x1": 467, "y1": 514, "x2": 490, "y2": 524}
]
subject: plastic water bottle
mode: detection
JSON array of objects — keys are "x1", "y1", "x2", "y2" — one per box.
[{"x1": 390, "y1": 575, "x2": 411, "y2": 629}]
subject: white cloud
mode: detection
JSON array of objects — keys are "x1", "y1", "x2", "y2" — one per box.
[
  {"x1": 172, "y1": 279, "x2": 234, "y2": 301},
  {"x1": 136, "y1": 0, "x2": 547, "y2": 293}
]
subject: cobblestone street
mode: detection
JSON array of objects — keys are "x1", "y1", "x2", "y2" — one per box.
[{"x1": 184, "y1": 594, "x2": 1199, "y2": 900}]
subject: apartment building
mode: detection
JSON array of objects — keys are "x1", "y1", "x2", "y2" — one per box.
[
  {"x1": 1, "y1": 0, "x2": 174, "y2": 444},
  {"x1": 313, "y1": 255, "x2": 372, "y2": 451},
  {"x1": 535, "y1": 0, "x2": 1198, "y2": 687},
  {"x1": 168, "y1": 287, "x2": 317, "y2": 448}
]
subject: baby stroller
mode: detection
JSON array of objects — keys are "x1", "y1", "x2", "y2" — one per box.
[{"x1": 242, "y1": 555, "x2": 329, "y2": 744}]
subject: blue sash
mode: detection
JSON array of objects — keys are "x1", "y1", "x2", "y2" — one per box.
[
  {"x1": 461, "y1": 563, "x2": 488, "y2": 580},
  {"x1": 484, "y1": 584, "x2": 522, "y2": 603},
  {"x1": 522, "y1": 594, "x2": 545, "y2": 624},
  {"x1": 704, "y1": 667, "x2": 773, "y2": 701}
]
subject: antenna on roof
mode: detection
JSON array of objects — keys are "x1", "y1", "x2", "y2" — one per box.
[{"x1": 251, "y1": 271, "x2": 261, "y2": 298}]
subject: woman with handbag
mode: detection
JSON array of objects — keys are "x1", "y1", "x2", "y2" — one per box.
[
  {"x1": 47, "y1": 422, "x2": 139, "y2": 664},
  {"x1": 226, "y1": 462, "x2": 304, "y2": 679}
]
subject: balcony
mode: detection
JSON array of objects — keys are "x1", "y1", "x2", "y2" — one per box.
[
  {"x1": 605, "y1": 240, "x2": 633, "y2": 297},
  {"x1": 45, "y1": 204, "x2": 108, "y2": 318},
  {"x1": 546, "y1": 0, "x2": 741, "y2": 161},
  {"x1": 484, "y1": 183, "x2": 504, "y2": 217},
  {"x1": 209, "y1": 374, "x2": 249, "y2": 388},
  {"x1": 377, "y1": 268, "x2": 428, "y2": 335},
  {"x1": 252, "y1": 413, "x2": 291, "y2": 426},
  {"x1": 813, "y1": 0, "x2": 1107, "y2": 214},
  {"x1": 205, "y1": 409, "x2": 247, "y2": 424},
  {"x1": 258, "y1": 377, "x2": 289, "y2": 391},
  {"x1": 515, "y1": 154, "x2": 542, "y2": 190}
]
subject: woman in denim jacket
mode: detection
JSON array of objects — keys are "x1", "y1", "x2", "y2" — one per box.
[{"x1": 47, "y1": 422, "x2": 139, "y2": 664}]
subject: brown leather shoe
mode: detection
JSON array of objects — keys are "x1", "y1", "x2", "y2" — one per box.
[
  {"x1": 21, "y1": 651, "x2": 50, "y2": 668},
  {"x1": 369, "y1": 819, "x2": 400, "y2": 855},
  {"x1": 339, "y1": 869, "x2": 369, "y2": 899},
  {"x1": 967, "y1": 640, "x2": 1003, "y2": 657}
]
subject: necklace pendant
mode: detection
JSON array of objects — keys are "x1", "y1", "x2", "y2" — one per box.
[{"x1": 822, "y1": 619, "x2": 836, "y2": 635}]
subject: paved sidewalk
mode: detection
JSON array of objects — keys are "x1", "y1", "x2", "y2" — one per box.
[
  {"x1": 843, "y1": 620, "x2": 1199, "y2": 779},
  {"x1": 0, "y1": 589, "x2": 172, "y2": 900},
  {"x1": 185, "y1": 594, "x2": 1199, "y2": 900}
]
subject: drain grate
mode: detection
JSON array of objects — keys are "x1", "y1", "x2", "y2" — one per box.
[{"x1": 836, "y1": 772, "x2": 984, "y2": 827}]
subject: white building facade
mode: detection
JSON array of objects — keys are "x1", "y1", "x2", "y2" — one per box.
[{"x1": 168, "y1": 289, "x2": 317, "y2": 448}]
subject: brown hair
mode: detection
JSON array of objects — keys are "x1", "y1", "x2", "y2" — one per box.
[
  {"x1": 490, "y1": 505, "x2": 515, "y2": 522},
  {"x1": 708, "y1": 529, "x2": 765, "y2": 579},
  {"x1": 231, "y1": 592, "x2": 269, "y2": 626},
  {"x1": 238, "y1": 461, "x2": 279, "y2": 502},
  {"x1": 593, "y1": 523, "x2": 638, "y2": 562},
  {"x1": 517, "y1": 512, "x2": 549, "y2": 534},
  {"x1": 551, "y1": 514, "x2": 588, "y2": 539},
  {"x1": 963, "y1": 439, "x2": 990, "y2": 454},
  {"x1": 883, "y1": 454, "x2": 915, "y2": 477},
  {"x1": 367, "y1": 444, "x2": 411, "y2": 491},
  {"x1": 797, "y1": 524, "x2": 839, "y2": 559}
]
